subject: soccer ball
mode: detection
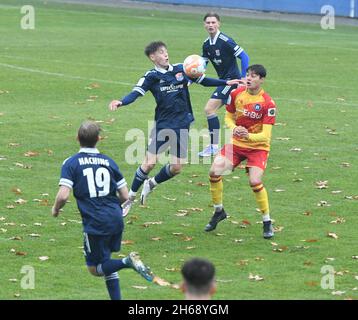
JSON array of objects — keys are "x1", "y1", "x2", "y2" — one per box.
[{"x1": 183, "y1": 54, "x2": 206, "y2": 78}]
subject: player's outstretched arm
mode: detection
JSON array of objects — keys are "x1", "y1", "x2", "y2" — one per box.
[
  {"x1": 52, "y1": 186, "x2": 71, "y2": 217},
  {"x1": 109, "y1": 91, "x2": 143, "y2": 111}
]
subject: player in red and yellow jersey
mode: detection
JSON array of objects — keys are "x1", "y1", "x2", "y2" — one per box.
[{"x1": 205, "y1": 64, "x2": 276, "y2": 239}]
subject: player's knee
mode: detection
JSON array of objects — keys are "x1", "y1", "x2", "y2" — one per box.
[
  {"x1": 204, "y1": 104, "x2": 216, "y2": 115},
  {"x1": 249, "y1": 178, "x2": 262, "y2": 187},
  {"x1": 87, "y1": 266, "x2": 101, "y2": 277},
  {"x1": 142, "y1": 162, "x2": 155, "y2": 172},
  {"x1": 170, "y1": 164, "x2": 182, "y2": 175}
]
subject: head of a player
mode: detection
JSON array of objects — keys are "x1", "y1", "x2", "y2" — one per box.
[
  {"x1": 246, "y1": 64, "x2": 267, "y2": 92},
  {"x1": 145, "y1": 41, "x2": 169, "y2": 70},
  {"x1": 181, "y1": 258, "x2": 216, "y2": 300},
  {"x1": 203, "y1": 12, "x2": 221, "y2": 37},
  {"x1": 77, "y1": 121, "x2": 101, "y2": 148}
]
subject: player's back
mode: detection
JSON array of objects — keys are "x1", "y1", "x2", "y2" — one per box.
[
  {"x1": 202, "y1": 32, "x2": 242, "y2": 80},
  {"x1": 61, "y1": 149, "x2": 126, "y2": 235}
]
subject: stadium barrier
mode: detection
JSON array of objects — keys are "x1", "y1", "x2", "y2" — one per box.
[{"x1": 138, "y1": 0, "x2": 357, "y2": 18}]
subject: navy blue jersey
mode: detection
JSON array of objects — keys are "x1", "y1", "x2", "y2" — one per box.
[
  {"x1": 202, "y1": 32, "x2": 243, "y2": 80},
  {"x1": 132, "y1": 64, "x2": 195, "y2": 129},
  {"x1": 59, "y1": 148, "x2": 127, "y2": 236}
]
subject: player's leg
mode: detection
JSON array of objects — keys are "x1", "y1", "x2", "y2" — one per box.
[
  {"x1": 141, "y1": 128, "x2": 187, "y2": 205},
  {"x1": 246, "y1": 151, "x2": 274, "y2": 239},
  {"x1": 83, "y1": 233, "x2": 125, "y2": 300},
  {"x1": 205, "y1": 146, "x2": 236, "y2": 231},
  {"x1": 199, "y1": 97, "x2": 223, "y2": 157}
]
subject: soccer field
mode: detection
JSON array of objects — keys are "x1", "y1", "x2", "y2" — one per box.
[{"x1": 1, "y1": 0, "x2": 358, "y2": 300}]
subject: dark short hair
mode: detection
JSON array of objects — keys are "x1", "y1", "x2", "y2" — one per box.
[
  {"x1": 203, "y1": 12, "x2": 220, "y2": 22},
  {"x1": 144, "y1": 41, "x2": 167, "y2": 57},
  {"x1": 78, "y1": 121, "x2": 100, "y2": 148},
  {"x1": 247, "y1": 64, "x2": 267, "y2": 78},
  {"x1": 181, "y1": 258, "x2": 215, "y2": 295}
]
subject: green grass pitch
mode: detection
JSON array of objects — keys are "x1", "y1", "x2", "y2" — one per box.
[{"x1": 0, "y1": 0, "x2": 358, "y2": 300}]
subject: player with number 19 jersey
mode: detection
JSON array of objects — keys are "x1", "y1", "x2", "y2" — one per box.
[{"x1": 59, "y1": 147, "x2": 127, "y2": 236}]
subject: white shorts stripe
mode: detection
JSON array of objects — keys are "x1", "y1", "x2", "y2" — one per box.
[
  {"x1": 84, "y1": 232, "x2": 91, "y2": 253},
  {"x1": 221, "y1": 85, "x2": 231, "y2": 95}
]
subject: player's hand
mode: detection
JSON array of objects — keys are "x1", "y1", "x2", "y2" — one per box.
[
  {"x1": 52, "y1": 206, "x2": 60, "y2": 217},
  {"x1": 226, "y1": 79, "x2": 246, "y2": 87},
  {"x1": 233, "y1": 126, "x2": 249, "y2": 139},
  {"x1": 109, "y1": 100, "x2": 122, "y2": 111}
]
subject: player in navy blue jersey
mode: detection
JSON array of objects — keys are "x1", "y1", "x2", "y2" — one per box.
[
  {"x1": 52, "y1": 121, "x2": 154, "y2": 300},
  {"x1": 198, "y1": 12, "x2": 250, "y2": 157},
  {"x1": 109, "y1": 41, "x2": 242, "y2": 213}
]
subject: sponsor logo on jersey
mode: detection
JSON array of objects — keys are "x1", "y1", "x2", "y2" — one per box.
[
  {"x1": 268, "y1": 108, "x2": 276, "y2": 116},
  {"x1": 243, "y1": 109, "x2": 263, "y2": 119},
  {"x1": 175, "y1": 72, "x2": 184, "y2": 81},
  {"x1": 215, "y1": 49, "x2": 220, "y2": 56},
  {"x1": 160, "y1": 83, "x2": 184, "y2": 93},
  {"x1": 212, "y1": 58, "x2": 222, "y2": 65},
  {"x1": 254, "y1": 104, "x2": 262, "y2": 111}
]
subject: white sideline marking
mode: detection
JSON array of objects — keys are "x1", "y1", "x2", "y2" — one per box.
[
  {"x1": 0, "y1": 62, "x2": 133, "y2": 86},
  {"x1": 276, "y1": 97, "x2": 358, "y2": 107}
]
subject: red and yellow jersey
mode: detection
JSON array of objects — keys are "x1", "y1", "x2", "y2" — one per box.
[{"x1": 226, "y1": 86, "x2": 276, "y2": 151}]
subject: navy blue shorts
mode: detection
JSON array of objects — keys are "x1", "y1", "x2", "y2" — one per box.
[
  {"x1": 211, "y1": 84, "x2": 237, "y2": 104},
  {"x1": 148, "y1": 127, "x2": 189, "y2": 159},
  {"x1": 83, "y1": 232, "x2": 122, "y2": 266}
]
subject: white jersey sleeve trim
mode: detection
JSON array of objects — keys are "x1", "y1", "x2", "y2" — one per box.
[
  {"x1": 235, "y1": 47, "x2": 244, "y2": 57},
  {"x1": 59, "y1": 178, "x2": 73, "y2": 189},
  {"x1": 195, "y1": 74, "x2": 206, "y2": 84},
  {"x1": 133, "y1": 87, "x2": 146, "y2": 96},
  {"x1": 116, "y1": 178, "x2": 127, "y2": 189}
]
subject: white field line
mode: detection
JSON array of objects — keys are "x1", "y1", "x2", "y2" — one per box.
[
  {"x1": 275, "y1": 97, "x2": 358, "y2": 107},
  {"x1": 0, "y1": 62, "x2": 134, "y2": 86}
]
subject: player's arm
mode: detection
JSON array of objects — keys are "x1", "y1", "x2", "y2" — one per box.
[
  {"x1": 52, "y1": 186, "x2": 71, "y2": 217},
  {"x1": 237, "y1": 51, "x2": 249, "y2": 79},
  {"x1": 195, "y1": 75, "x2": 244, "y2": 87},
  {"x1": 117, "y1": 186, "x2": 129, "y2": 204},
  {"x1": 109, "y1": 73, "x2": 154, "y2": 110},
  {"x1": 236, "y1": 124, "x2": 272, "y2": 142}
]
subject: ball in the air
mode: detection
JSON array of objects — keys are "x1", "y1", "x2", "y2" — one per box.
[{"x1": 183, "y1": 54, "x2": 206, "y2": 78}]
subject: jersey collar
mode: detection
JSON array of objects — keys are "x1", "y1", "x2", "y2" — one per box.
[
  {"x1": 209, "y1": 31, "x2": 221, "y2": 45},
  {"x1": 79, "y1": 147, "x2": 100, "y2": 154},
  {"x1": 155, "y1": 64, "x2": 173, "y2": 74}
]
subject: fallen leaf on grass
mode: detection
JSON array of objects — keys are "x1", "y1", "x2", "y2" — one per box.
[
  {"x1": 352, "y1": 256, "x2": 358, "y2": 259},
  {"x1": 153, "y1": 276, "x2": 171, "y2": 287},
  {"x1": 151, "y1": 237, "x2": 162, "y2": 241},
  {"x1": 196, "y1": 182, "x2": 208, "y2": 187},
  {"x1": 215, "y1": 233, "x2": 225, "y2": 237},
  {"x1": 332, "y1": 291, "x2": 346, "y2": 296},
  {"x1": 315, "y1": 180, "x2": 329, "y2": 189},
  {"x1": 233, "y1": 239, "x2": 244, "y2": 243},
  {"x1": 305, "y1": 281, "x2": 318, "y2": 287},
  {"x1": 0, "y1": 228, "x2": 7, "y2": 233},
  {"x1": 330, "y1": 217, "x2": 346, "y2": 224},
  {"x1": 292, "y1": 178, "x2": 303, "y2": 182},
  {"x1": 276, "y1": 137, "x2": 291, "y2": 141},
  {"x1": 9, "y1": 279, "x2": 18, "y2": 283},
  {"x1": 317, "y1": 201, "x2": 331, "y2": 207},
  {"x1": 301, "y1": 239, "x2": 318, "y2": 243},
  {"x1": 165, "y1": 267, "x2": 179, "y2": 272},
  {"x1": 24, "y1": 151, "x2": 39, "y2": 157},
  {"x1": 290, "y1": 148, "x2": 302, "y2": 152},
  {"x1": 162, "y1": 196, "x2": 176, "y2": 201},
  {"x1": 9, "y1": 236, "x2": 22, "y2": 241},
  {"x1": 341, "y1": 162, "x2": 350, "y2": 168},
  {"x1": 143, "y1": 221, "x2": 163, "y2": 228},
  {"x1": 172, "y1": 232, "x2": 183, "y2": 236},
  {"x1": 189, "y1": 207, "x2": 203, "y2": 212},
  {"x1": 14, "y1": 293, "x2": 20, "y2": 298},
  {"x1": 11, "y1": 188, "x2": 22, "y2": 195},
  {"x1": 0, "y1": 155, "x2": 7, "y2": 161},
  {"x1": 39, "y1": 256, "x2": 49, "y2": 261},
  {"x1": 273, "y1": 226, "x2": 284, "y2": 232},
  {"x1": 28, "y1": 233, "x2": 40, "y2": 238},
  {"x1": 249, "y1": 273, "x2": 264, "y2": 281},
  {"x1": 14, "y1": 199, "x2": 27, "y2": 205},
  {"x1": 132, "y1": 285, "x2": 147, "y2": 290},
  {"x1": 274, "y1": 189, "x2": 285, "y2": 192},
  {"x1": 273, "y1": 246, "x2": 288, "y2": 253},
  {"x1": 121, "y1": 240, "x2": 134, "y2": 245},
  {"x1": 0, "y1": 217, "x2": 6, "y2": 221},
  {"x1": 331, "y1": 190, "x2": 342, "y2": 194},
  {"x1": 14, "y1": 162, "x2": 32, "y2": 169},
  {"x1": 8, "y1": 143, "x2": 21, "y2": 147},
  {"x1": 255, "y1": 257, "x2": 265, "y2": 261},
  {"x1": 302, "y1": 211, "x2": 312, "y2": 216},
  {"x1": 186, "y1": 246, "x2": 196, "y2": 250},
  {"x1": 327, "y1": 232, "x2": 339, "y2": 240}
]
